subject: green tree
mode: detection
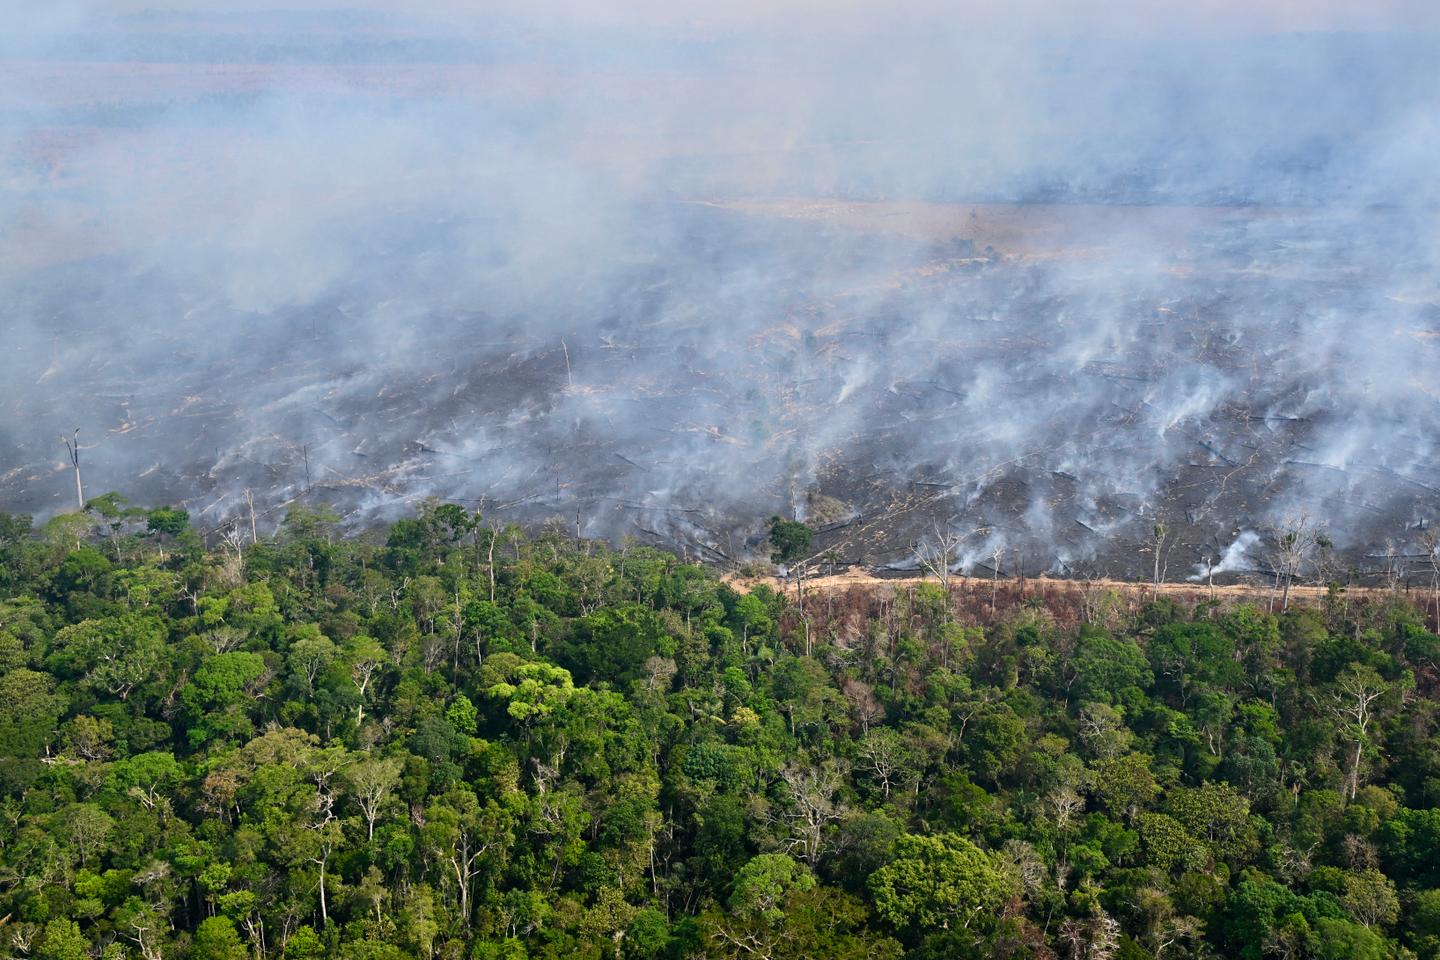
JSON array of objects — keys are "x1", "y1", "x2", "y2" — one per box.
[
  {"x1": 284, "y1": 925, "x2": 325, "y2": 960},
  {"x1": 0, "y1": 668, "x2": 66, "y2": 790},
  {"x1": 556, "y1": 604, "x2": 671, "y2": 686},
  {"x1": 484, "y1": 658, "x2": 576, "y2": 724},
  {"x1": 37, "y1": 920, "x2": 89, "y2": 960},
  {"x1": 146, "y1": 506, "x2": 190, "y2": 538},
  {"x1": 1166, "y1": 781, "x2": 1258, "y2": 863},
  {"x1": 729, "y1": 854, "x2": 816, "y2": 922},
  {"x1": 1309, "y1": 917, "x2": 1389, "y2": 960},
  {"x1": 766, "y1": 517, "x2": 813, "y2": 565},
  {"x1": 192, "y1": 917, "x2": 248, "y2": 960},
  {"x1": 1341, "y1": 869, "x2": 1399, "y2": 929},
  {"x1": 1091, "y1": 752, "x2": 1159, "y2": 821},
  {"x1": 1068, "y1": 628, "x2": 1151, "y2": 705},
  {"x1": 182, "y1": 651, "x2": 268, "y2": 746},
  {"x1": 868, "y1": 833, "x2": 1016, "y2": 935}
]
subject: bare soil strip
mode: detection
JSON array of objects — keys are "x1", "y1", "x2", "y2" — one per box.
[{"x1": 723, "y1": 567, "x2": 1396, "y2": 603}]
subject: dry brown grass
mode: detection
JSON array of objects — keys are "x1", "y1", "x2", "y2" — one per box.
[{"x1": 725, "y1": 567, "x2": 1387, "y2": 603}]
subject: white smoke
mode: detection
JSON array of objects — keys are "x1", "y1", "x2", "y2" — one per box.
[{"x1": 1190, "y1": 530, "x2": 1260, "y2": 581}]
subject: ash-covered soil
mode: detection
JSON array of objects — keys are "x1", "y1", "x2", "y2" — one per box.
[
  {"x1": 3, "y1": 199, "x2": 1438, "y2": 583},
  {"x1": 6, "y1": 11, "x2": 1440, "y2": 583}
]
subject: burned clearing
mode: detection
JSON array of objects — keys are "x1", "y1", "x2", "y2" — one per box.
[
  {"x1": 3, "y1": 198, "x2": 1437, "y2": 583},
  {"x1": 4, "y1": 15, "x2": 1440, "y2": 585}
]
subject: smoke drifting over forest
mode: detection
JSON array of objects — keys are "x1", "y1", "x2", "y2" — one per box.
[{"x1": 2, "y1": 3, "x2": 1438, "y2": 578}]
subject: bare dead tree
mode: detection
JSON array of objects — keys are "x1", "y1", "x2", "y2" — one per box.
[
  {"x1": 126, "y1": 915, "x2": 164, "y2": 960},
  {"x1": 1150, "y1": 522, "x2": 1170, "y2": 589},
  {"x1": 244, "y1": 487, "x2": 259, "y2": 544},
  {"x1": 1380, "y1": 540, "x2": 1408, "y2": 594},
  {"x1": 1047, "y1": 784, "x2": 1086, "y2": 834},
  {"x1": 9, "y1": 924, "x2": 37, "y2": 956},
  {"x1": 1421, "y1": 528, "x2": 1440, "y2": 628},
  {"x1": 345, "y1": 757, "x2": 403, "y2": 843},
  {"x1": 858, "y1": 729, "x2": 905, "y2": 798},
  {"x1": 1148, "y1": 912, "x2": 1202, "y2": 960},
  {"x1": 990, "y1": 544, "x2": 1005, "y2": 613},
  {"x1": 220, "y1": 523, "x2": 246, "y2": 564},
  {"x1": 794, "y1": 600, "x2": 813, "y2": 658},
  {"x1": 1327, "y1": 668, "x2": 1387, "y2": 801},
  {"x1": 1059, "y1": 911, "x2": 1120, "y2": 960},
  {"x1": 1265, "y1": 512, "x2": 1322, "y2": 612},
  {"x1": 914, "y1": 525, "x2": 986, "y2": 600},
  {"x1": 1078, "y1": 577, "x2": 1102, "y2": 625},
  {"x1": 62, "y1": 429, "x2": 83, "y2": 510},
  {"x1": 842, "y1": 678, "x2": 885, "y2": 734},
  {"x1": 914, "y1": 525, "x2": 962, "y2": 591},
  {"x1": 777, "y1": 761, "x2": 847, "y2": 863}
]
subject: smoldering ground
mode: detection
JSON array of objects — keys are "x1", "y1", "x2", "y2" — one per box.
[{"x1": 1, "y1": 3, "x2": 1438, "y2": 580}]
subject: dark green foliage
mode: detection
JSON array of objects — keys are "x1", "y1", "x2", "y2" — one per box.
[
  {"x1": 1069, "y1": 626, "x2": 1151, "y2": 704},
  {"x1": 553, "y1": 603, "x2": 672, "y2": 685},
  {"x1": 765, "y1": 516, "x2": 812, "y2": 564},
  {"x1": 0, "y1": 503, "x2": 1435, "y2": 960}
]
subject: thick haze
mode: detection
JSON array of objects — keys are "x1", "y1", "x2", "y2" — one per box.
[{"x1": 2, "y1": 3, "x2": 1438, "y2": 578}]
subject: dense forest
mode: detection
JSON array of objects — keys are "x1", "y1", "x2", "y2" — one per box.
[{"x1": 2, "y1": 499, "x2": 1440, "y2": 960}]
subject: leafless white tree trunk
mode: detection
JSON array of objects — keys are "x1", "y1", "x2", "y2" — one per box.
[
  {"x1": 1151, "y1": 523, "x2": 1169, "y2": 588},
  {"x1": 990, "y1": 544, "x2": 1005, "y2": 613},
  {"x1": 245, "y1": 487, "x2": 259, "y2": 544},
  {"x1": 1328, "y1": 669, "x2": 1386, "y2": 801},
  {"x1": 1423, "y1": 528, "x2": 1440, "y2": 629},
  {"x1": 63, "y1": 429, "x2": 83, "y2": 510}
]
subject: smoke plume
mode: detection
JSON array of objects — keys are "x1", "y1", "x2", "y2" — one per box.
[{"x1": 1, "y1": 2, "x2": 1437, "y2": 577}]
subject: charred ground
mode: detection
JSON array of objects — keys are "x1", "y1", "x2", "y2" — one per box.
[
  {"x1": 3, "y1": 13, "x2": 1439, "y2": 585},
  {"x1": 3, "y1": 200, "x2": 1438, "y2": 585}
]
